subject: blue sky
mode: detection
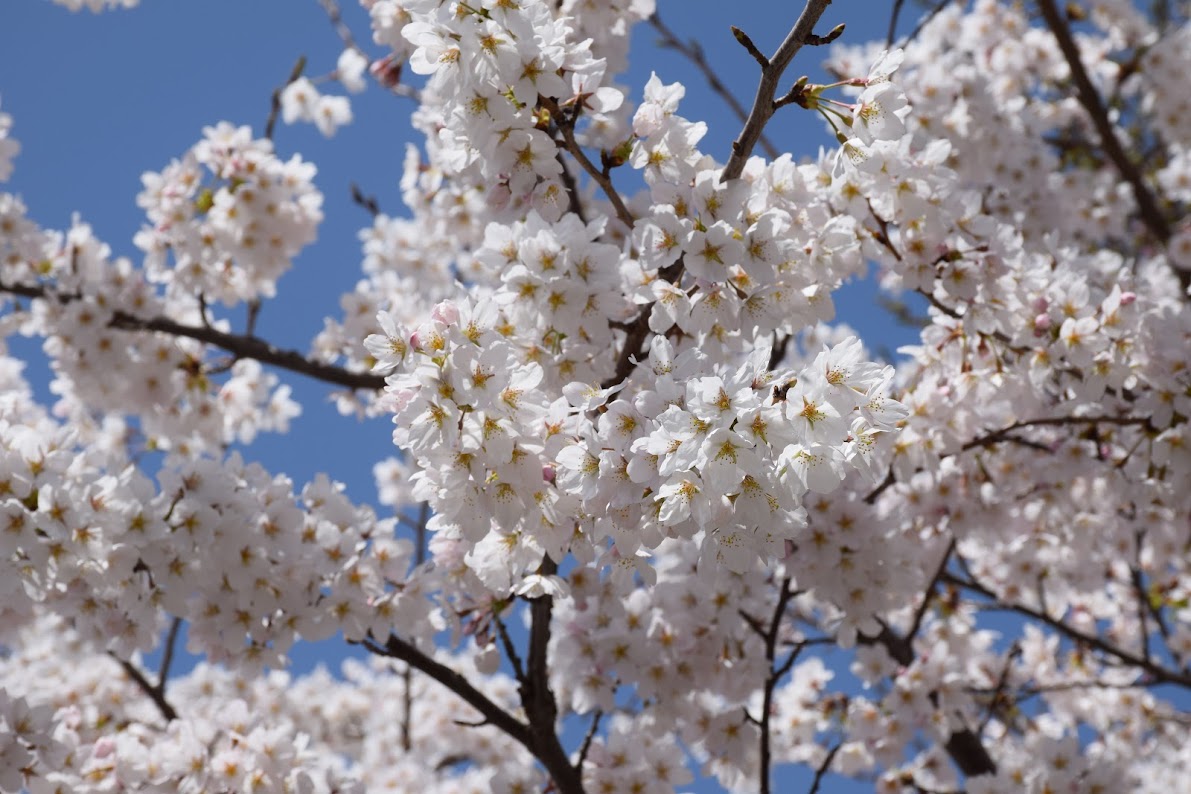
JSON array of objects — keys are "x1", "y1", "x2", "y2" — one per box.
[{"x1": 0, "y1": 1, "x2": 923, "y2": 791}]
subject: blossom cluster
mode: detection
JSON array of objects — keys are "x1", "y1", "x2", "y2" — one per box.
[
  {"x1": 3, "y1": 0, "x2": 1191, "y2": 792},
  {"x1": 134, "y1": 123, "x2": 323, "y2": 306}
]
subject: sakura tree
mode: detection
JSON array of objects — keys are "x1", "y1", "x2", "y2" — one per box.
[{"x1": 1, "y1": 0, "x2": 1190, "y2": 791}]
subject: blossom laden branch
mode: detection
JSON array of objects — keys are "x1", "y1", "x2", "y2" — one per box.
[
  {"x1": 0, "y1": 280, "x2": 386, "y2": 391},
  {"x1": 540, "y1": 95, "x2": 634, "y2": 230},
  {"x1": 944, "y1": 570, "x2": 1191, "y2": 689},
  {"x1": 1035, "y1": 0, "x2": 1183, "y2": 290},
  {"x1": 759, "y1": 578, "x2": 796, "y2": 794},
  {"x1": 517, "y1": 555, "x2": 584, "y2": 794}
]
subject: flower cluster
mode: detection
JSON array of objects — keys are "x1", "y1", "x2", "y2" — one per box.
[
  {"x1": 3, "y1": 0, "x2": 1191, "y2": 792},
  {"x1": 134, "y1": 123, "x2": 323, "y2": 306}
]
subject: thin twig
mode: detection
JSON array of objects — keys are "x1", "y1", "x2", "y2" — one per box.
[
  {"x1": 350, "y1": 182, "x2": 381, "y2": 218},
  {"x1": 157, "y1": 617, "x2": 183, "y2": 691},
  {"x1": 722, "y1": 0, "x2": 836, "y2": 182},
  {"x1": 554, "y1": 150, "x2": 588, "y2": 223},
  {"x1": 401, "y1": 501, "x2": 430, "y2": 752},
  {"x1": 807, "y1": 743, "x2": 842, "y2": 794},
  {"x1": 364, "y1": 633, "x2": 537, "y2": 744},
  {"x1": 493, "y1": 610, "x2": 527, "y2": 683},
  {"x1": 887, "y1": 0, "x2": 907, "y2": 46},
  {"x1": 906, "y1": 538, "x2": 956, "y2": 643},
  {"x1": 540, "y1": 96, "x2": 634, "y2": 230},
  {"x1": 265, "y1": 56, "x2": 308, "y2": 141},
  {"x1": 574, "y1": 710, "x2": 603, "y2": 772},
  {"x1": 317, "y1": 0, "x2": 361, "y2": 51},
  {"x1": 896, "y1": 0, "x2": 953, "y2": 49}
]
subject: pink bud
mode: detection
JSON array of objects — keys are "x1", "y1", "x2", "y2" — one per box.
[
  {"x1": 542, "y1": 465, "x2": 556, "y2": 484},
  {"x1": 1032, "y1": 296, "x2": 1049, "y2": 313},
  {"x1": 1120, "y1": 291, "x2": 1136, "y2": 305},
  {"x1": 431, "y1": 301, "x2": 459, "y2": 326},
  {"x1": 1033, "y1": 313, "x2": 1051, "y2": 336}
]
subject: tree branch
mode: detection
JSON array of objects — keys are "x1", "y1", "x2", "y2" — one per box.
[
  {"x1": 862, "y1": 618, "x2": 998, "y2": 776},
  {"x1": 944, "y1": 570, "x2": 1191, "y2": 689},
  {"x1": 111, "y1": 655, "x2": 179, "y2": 723},
  {"x1": 647, "y1": 13, "x2": 780, "y2": 161},
  {"x1": 807, "y1": 742, "x2": 842, "y2": 794},
  {"x1": 517, "y1": 554, "x2": 584, "y2": 793},
  {"x1": 1035, "y1": 0, "x2": 1184, "y2": 292},
  {"x1": 540, "y1": 96, "x2": 634, "y2": 231},
  {"x1": 722, "y1": 0, "x2": 836, "y2": 182},
  {"x1": 760, "y1": 579, "x2": 796, "y2": 794},
  {"x1": 0, "y1": 281, "x2": 386, "y2": 391},
  {"x1": 363, "y1": 634, "x2": 534, "y2": 748},
  {"x1": 265, "y1": 56, "x2": 308, "y2": 141}
]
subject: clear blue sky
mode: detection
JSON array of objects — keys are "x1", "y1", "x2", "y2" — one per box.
[{"x1": 0, "y1": 2, "x2": 921, "y2": 791}]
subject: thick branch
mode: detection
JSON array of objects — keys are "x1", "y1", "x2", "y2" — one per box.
[
  {"x1": 865, "y1": 622, "x2": 998, "y2": 777},
  {"x1": 108, "y1": 617, "x2": 184, "y2": 723},
  {"x1": 364, "y1": 634, "x2": 533, "y2": 748},
  {"x1": 722, "y1": 0, "x2": 835, "y2": 182},
  {"x1": 1035, "y1": 0, "x2": 1184, "y2": 292},
  {"x1": 518, "y1": 555, "x2": 584, "y2": 793}
]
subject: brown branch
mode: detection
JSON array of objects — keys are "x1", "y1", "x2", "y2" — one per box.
[
  {"x1": 1035, "y1": 0, "x2": 1184, "y2": 292},
  {"x1": 648, "y1": 13, "x2": 779, "y2": 161},
  {"x1": 111, "y1": 312, "x2": 386, "y2": 389},
  {"x1": 350, "y1": 182, "x2": 381, "y2": 218},
  {"x1": 111, "y1": 655, "x2": 179, "y2": 722},
  {"x1": 887, "y1": 0, "x2": 908, "y2": 46},
  {"x1": 555, "y1": 149, "x2": 588, "y2": 224},
  {"x1": 575, "y1": 710, "x2": 602, "y2": 773},
  {"x1": 906, "y1": 538, "x2": 956, "y2": 643},
  {"x1": 944, "y1": 570, "x2": 1191, "y2": 689},
  {"x1": 959, "y1": 414, "x2": 1152, "y2": 452},
  {"x1": 895, "y1": 0, "x2": 953, "y2": 49},
  {"x1": 265, "y1": 56, "x2": 308, "y2": 141},
  {"x1": 1, "y1": 281, "x2": 386, "y2": 391},
  {"x1": 517, "y1": 554, "x2": 584, "y2": 793},
  {"x1": 807, "y1": 742, "x2": 842, "y2": 794},
  {"x1": 722, "y1": 0, "x2": 836, "y2": 182},
  {"x1": 865, "y1": 413, "x2": 1151, "y2": 504},
  {"x1": 862, "y1": 620, "x2": 997, "y2": 776},
  {"x1": 363, "y1": 633, "x2": 534, "y2": 749},
  {"x1": 760, "y1": 579, "x2": 796, "y2": 794},
  {"x1": 540, "y1": 96, "x2": 634, "y2": 231},
  {"x1": 317, "y1": 0, "x2": 361, "y2": 52},
  {"x1": 157, "y1": 617, "x2": 183, "y2": 691}
]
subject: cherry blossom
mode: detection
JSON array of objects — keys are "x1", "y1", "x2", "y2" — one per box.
[{"x1": 2, "y1": 0, "x2": 1190, "y2": 792}]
